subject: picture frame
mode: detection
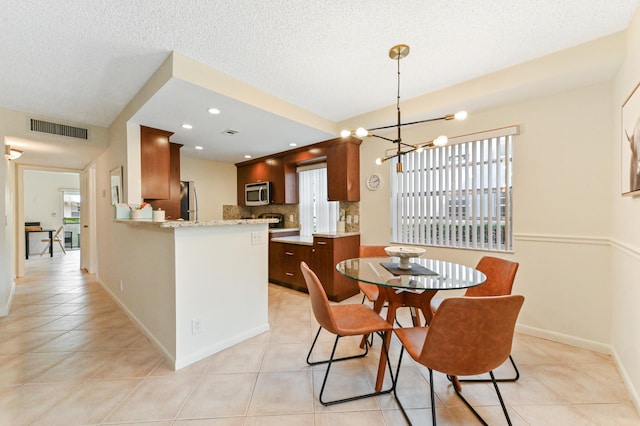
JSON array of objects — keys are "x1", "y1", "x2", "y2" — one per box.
[
  {"x1": 622, "y1": 81, "x2": 640, "y2": 196},
  {"x1": 109, "y1": 166, "x2": 123, "y2": 205}
]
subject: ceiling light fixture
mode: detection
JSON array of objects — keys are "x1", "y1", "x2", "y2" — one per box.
[
  {"x1": 244, "y1": 155, "x2": 252, "y2": 159},
  {"x1": 208, "y1": 108, "x2": 221, "y2": 115},
  {"x1": 289, "y1": 143, "x2": 297, "y2": 147},
  {"x1": 340, "y1": 44, "x2": 467, "y2": 173},
  {"x1": 195, "y1": 146, "x2": 204, "y2": 150},
  {"x1": 182, "y1": 123, "x2": 193, "y2": 129},
  {"x1": 4, "y1": 145, "x2": 22, "y2": 160}
]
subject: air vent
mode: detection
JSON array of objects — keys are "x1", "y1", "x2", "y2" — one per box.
[
  {"x1": 29, "y1": 118, "x2": 89, "y2": 140},
  {"x1": 221, "y1": 129, "x2": 239, "y2": 135}
]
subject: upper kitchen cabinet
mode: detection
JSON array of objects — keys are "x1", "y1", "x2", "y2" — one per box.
[
  {"x1": 140, "y1": 125, "x2": 174, "y2": 200},
  {"x1": 146, "y1": 142, "x2": 182, "y2": 219},
  {"x1": 326, "y1": 138, "x2": 360, "y2": 201},
  {"x1": 236, "y1": 157, "x2": 287, "y2": 205},
  {"x1": 235, "y1": 136, "x2": 361, "y2": 205}
]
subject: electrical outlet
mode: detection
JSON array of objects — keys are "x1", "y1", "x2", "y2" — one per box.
[
  {"x1": 251, "y1": 232, "x2": 263, "y2": 245},
  {"x1": 354, "y1": 215, "x2": 359, "y2": 224},
  {"x1": 346, "y1": 215, "x2": 352, "y2": 224},
  {"x1": 192, "y1": 318, "x2": 202, "y2": 335},
  {"x1": 289, "y1": 214, "x2": 294, "y2": 222},
  {"x1": 119, "y1": 280, "x2": 123, "y2": 291}
]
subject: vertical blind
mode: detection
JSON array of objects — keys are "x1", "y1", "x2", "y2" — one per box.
[
  {"x1": 391, "y1": 126, "x2": 517, "y2": 252},
  {"x1": 298, "y1": 166, "x2": 338, "y2": 236}
]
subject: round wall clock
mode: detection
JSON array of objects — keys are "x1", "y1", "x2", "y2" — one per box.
[{"x1": 366, "y1": 174, "x2": 381, "y2": 191}]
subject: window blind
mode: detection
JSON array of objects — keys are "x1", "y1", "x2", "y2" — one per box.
[{"x1": 391, "y1": 126, "x2": 517, "y2": 252}]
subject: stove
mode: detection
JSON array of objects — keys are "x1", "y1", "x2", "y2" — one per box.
[{"x1": 258, "y1": 213, "x2": 285, "y2": 228}]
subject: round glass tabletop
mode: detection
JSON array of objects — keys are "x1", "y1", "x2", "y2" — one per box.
[{"x1": 336, "y1": 257, "x2": 486, "y2": 292}]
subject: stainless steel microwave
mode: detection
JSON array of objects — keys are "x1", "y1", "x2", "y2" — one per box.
[{"x1": 245, "y1": 181, "x2": 271, "y2": 206}]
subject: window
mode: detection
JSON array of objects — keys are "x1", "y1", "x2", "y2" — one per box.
[
  {"x1": 298, "y1": 165, "x2": 339, "y2": 236},
  {"x1": 391, "y1": 126, "x2": 517, "y2": 252}
]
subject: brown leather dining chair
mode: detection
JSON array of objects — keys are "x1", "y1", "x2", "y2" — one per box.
[
  {"x1": 394, "y1": 295, "x2": 525, "y2": 425},
  {"x1": 430, "y1": 256, "x2": 520, "y2": 382},
  {"x1": 357, "y1": 245, "x2": 388, "y2": 306},
  {"x1": 300, "y1": 261, "x2": 396, "y2": 406}
]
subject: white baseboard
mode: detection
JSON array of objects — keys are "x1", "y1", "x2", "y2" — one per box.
[
  {"x1": 516, "y1": 323, "x2": 612, "y2": 354},
  {"x1": 97, "y1": 278, "x2": 271, "y2": 371},
  {"x1": 97, "y1": 279, "x2": 176, "y2": 367},
  {"x1": 174, "y1": 323, "x2": 271, "y2": 370},
  {"x1": 611, "y1": 348, "x2": 640, "y2": 415},
  {"x1": 0, "y1": 280, "x2": 16, "y2": 316}
]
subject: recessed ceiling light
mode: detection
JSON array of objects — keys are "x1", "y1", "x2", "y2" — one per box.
[
  {"x1": 182, "y1": 124, "x2": 193, "y2": 129},
  {"x1": 289, "y1": 143, "x2": 297, "y2": 147},
  {"x1": 208, "y1": 108, "x2": 221, "y2": 115},
  {"x1": 244, "y1": 155, "x2": 252, "y2": 159},
  {"x1": 195, "y1": 146, "x2": 203, "y2": 150}
]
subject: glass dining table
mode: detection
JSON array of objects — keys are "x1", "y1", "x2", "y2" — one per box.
[{"x1": 336, "y1": 256, "x2": 487, "y2": 391}]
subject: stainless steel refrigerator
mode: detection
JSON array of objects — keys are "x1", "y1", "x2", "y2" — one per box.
[{"x1": 180, "y1": 181, "x2": 198, "y2": 221}]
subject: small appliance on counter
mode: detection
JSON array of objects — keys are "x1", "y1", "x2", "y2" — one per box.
[
  {"x1": 258, "y1": 213, "x2": 284, "y2": 228},
  {"x1": 180, "y1": 181, "x2": 198, "y2": 221}
]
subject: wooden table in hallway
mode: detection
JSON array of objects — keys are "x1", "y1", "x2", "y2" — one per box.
[
  {"x1": 336, "y1": 256, "x2": 486, "y2": 391},
  {"x1": 25, "y1": 229, "x2": 54, "y2": 259}
]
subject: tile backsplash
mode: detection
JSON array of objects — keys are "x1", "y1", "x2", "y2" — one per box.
[{"x1": 223, "y1": 202, "x2": 360, "y2": 232}]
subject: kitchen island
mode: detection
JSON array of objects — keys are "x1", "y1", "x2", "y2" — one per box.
[{"x1": 109, "y1": 218, "x2": 274, "y2": 370}]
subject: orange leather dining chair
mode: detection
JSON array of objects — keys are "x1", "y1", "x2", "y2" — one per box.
[
  {"x1": 430, "y1": 255, "x2": 520, "y2": 382},
  {"x1": 393, "y1": 295, "x2": 525, "y2": 426},
  {"x1": 300, "y1": 261, "x2": 396, "y2": 406},
  {"x1": 358, "y1": 246, "x2": 388, "y2": 306}
]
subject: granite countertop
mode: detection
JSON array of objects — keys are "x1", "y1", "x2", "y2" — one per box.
[
  {"x1": 114, "y1": 218, "x2": 277, "y2": 228},
  {"x1": 268, "y1": 228, "x2": 300, "y2": 234},
  {"x1": 271, "y1": 232, "x2": 360, "y2": 246}
]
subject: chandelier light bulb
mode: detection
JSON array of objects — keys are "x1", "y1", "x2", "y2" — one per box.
[
  {"x1": 355, "y1": 127, "x2": 369, "y2": 138},
  {"x1": 340, "y1": 129, "x2": 352, "y2": 138},
  {"x1": 454, "y1": 111, "x2": 468, "y2": 120},
  {"x1": 434, "y1": 135, "x2": 448, "y2": 146},
  {"x1": 416, "y1": 146, "x2": 424, "y2": 153},
  {"x1": 375, "y1": 157, "x2": 384, "y2": 165}
]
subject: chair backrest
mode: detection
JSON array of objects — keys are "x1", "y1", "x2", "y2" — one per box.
[
  {"x1": 359, "y1": 246, "x2": 388, "y2": 257},
  {"x1": 300, "y1": 261, "x2": 339, "y2": 334},
  {"x1": 420, "y1": 295, "x2": 524, "y2": 377},
  {"x1": 53, "y1": 225, "x2": 65, "y2": 238},
  {"x1": 464, "y1": 256, "x2": 519, "y2": 297}
]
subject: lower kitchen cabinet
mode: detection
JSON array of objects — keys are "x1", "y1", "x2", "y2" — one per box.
[
  {"x1": 312, "y1": 235, "x2": 360, "y2": 302},
  {"x1": 268, "y1": 241, "x2": 312, "y2": 292},
  {"x1": 268, "y1": 234, "x2": 360, "y2": 302}
]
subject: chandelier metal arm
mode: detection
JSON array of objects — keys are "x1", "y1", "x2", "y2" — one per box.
[{"x1": 366, "y1": 115, "x2": 448, "y2": 133}]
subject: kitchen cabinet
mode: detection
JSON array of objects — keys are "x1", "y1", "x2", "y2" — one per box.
[
  {"x1": 312, "y1": 234, "x2": 360, "y2": 302},
  {"x1": 236, "y1": 136, "x2": 361, "y2": 205},
  {"x1": 146, "y1": 142, "x2": 182, "y2": 219},
  {"x1": 269, "y1": 240, "x2": 312, "y2": 292},
  {"x1": 237, "y1": 157, "x2": 287, "y2": 205},
  {"x1": 141, "y1": 125, "x2": 173, "y2": 200},
  {"x1": 327, "y1": 138, "x2": 360, "y2": 201}
]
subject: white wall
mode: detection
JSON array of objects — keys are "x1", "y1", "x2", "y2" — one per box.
[
  {"x1": 180, "y1": 156, "x2": 237, "y2": 220},
  {"x1": 612, "y1": 5, "x2": 640, "y2": 409},
  {"x1": 23, "y1": 170, "x2": 79, "y2": 255}
]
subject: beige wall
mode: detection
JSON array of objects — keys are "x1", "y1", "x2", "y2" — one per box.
[
  {"x1": 180, "y1": 156, "x2": 237, "y2": 221},
  {"x1": 612, "y1": 5, "x2": 640, "y2": 408}
]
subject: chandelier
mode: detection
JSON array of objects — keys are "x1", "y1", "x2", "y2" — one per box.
[{"x1": 340, "y1": 44, "x2": 467, "y2": 172}]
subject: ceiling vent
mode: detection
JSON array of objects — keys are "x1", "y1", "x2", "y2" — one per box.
[
  {"x1": 29, "y1": 118, "x2": 89, "y2": 140},
  {"x1": 221, "y1": 129, "x2": 239, "y2": 136}
]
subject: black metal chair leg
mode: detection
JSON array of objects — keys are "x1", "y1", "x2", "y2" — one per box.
[
  {"x1": 390, "y1": 346, "x2": 413, "y2": 426},
  {"x1": 455, "y1": 354, "x2": 520, "y2": 383},
  {"x1": 490, "y1": 371, "x2": 513, "y2": 426},
  {"x1": 306, "y1": 326, "x2": 369, "y2": 366},
  {"x1": 308, "y1": 328, "x2": 397, "y2": 406}
]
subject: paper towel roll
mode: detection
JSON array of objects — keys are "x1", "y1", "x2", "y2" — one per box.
[{"x1": 152, "y1": 209, "x2": 165, "y2": 222}]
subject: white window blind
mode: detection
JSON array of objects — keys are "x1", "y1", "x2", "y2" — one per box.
[
  {"x1": 298, "y1": 166, "x2": 339, "y2": 236},
  {"x1": 391, "y1": 126, "x2": 517, "y2": 252}
]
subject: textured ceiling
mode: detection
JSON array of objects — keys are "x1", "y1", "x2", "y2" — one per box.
[{"x1": 1, "y1": 0, "x2": 639, "y2": 166}]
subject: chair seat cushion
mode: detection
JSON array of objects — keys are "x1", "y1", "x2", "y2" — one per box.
[
  {"x1": 359, "y1": 282, "x2": 379, "y2": 302},
  {"x1": 394, "y1": 327, "x2": 429, "y2": 361},
  {"x1": 331, "y1": 304, "x2": 392, "y2": 336}
]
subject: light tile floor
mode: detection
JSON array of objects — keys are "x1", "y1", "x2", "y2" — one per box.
[{"x1": 1, "y1": 251, "x2": 639, "y2": 425}]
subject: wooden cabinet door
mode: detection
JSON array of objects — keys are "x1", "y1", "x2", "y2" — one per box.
[
  {"x1": 147, "y1": 142, "x2": 181, "y2": 219},
  {"x1": 313, "y1": 235, "x2": 361, "y2": 302},
  {"x1": 327, "y1": 139, "x2": 360, "y2": 201},
  {"x1": 141, "y1": 126, "x2": 173, "y2": 200}
]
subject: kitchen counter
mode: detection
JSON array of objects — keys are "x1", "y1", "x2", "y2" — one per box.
[
  {"x1": 269, "y1": 228, "x2": 300, "y2": 234},
  {"x1": 271, "y1": 232, "x2": 360, "y2": 246},
  {"x1": 115, "y1": 218, "x2": 277, "y2": 228}
]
